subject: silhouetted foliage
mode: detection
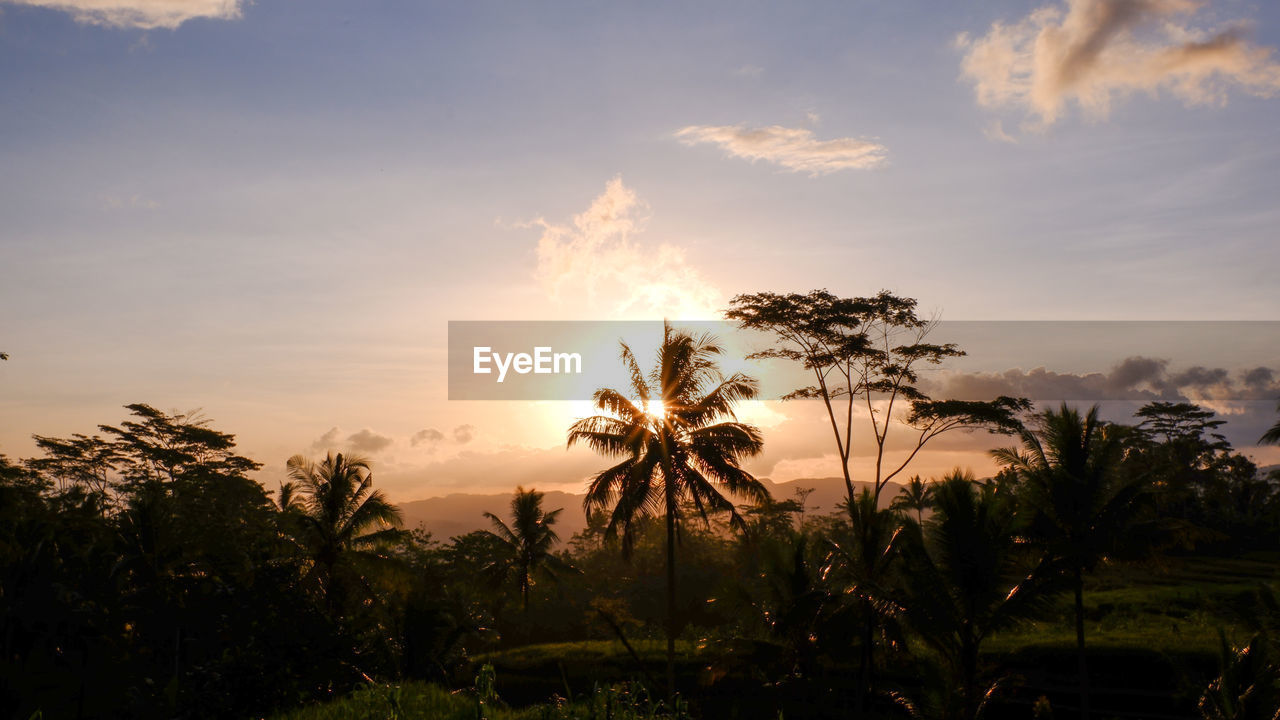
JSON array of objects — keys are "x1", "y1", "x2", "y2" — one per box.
[
  {"x1": 728, "y1": 289, "x2": 1029, "y2": 506},
  {"x1": 567, "y1": 321, "x2": 770, "y2": 699}
]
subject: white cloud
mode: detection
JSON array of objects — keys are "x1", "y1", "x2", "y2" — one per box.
[
  {"x1": 4, "y1": 0, "x2": 242, "y2": 29},
  {"x1": 674, "y1": 124, "x2": 888, "y2": 176},
  {"x1": 531, "y1": 177, "x2": 722, "y2": 319},
  {"x1": 958, "y1": 0, "x2": 1280, "y2": 128}
]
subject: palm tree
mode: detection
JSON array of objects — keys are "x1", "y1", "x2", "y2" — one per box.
[
  {"x1": 901, "y1": 470, "x2": 1054, "y2": 720},
  {"x1": 890, "y1": 474, "x2": 933, "y2": 525},
  {"x1": 824, "y1": 488, "x2": 908, "y2": 713},
  {"x1": 285, "y1": 452, "x2": 403, "y2": 612},
  {"x1": 1262, "y1": 401, "x2": 1280, "y2": 445},
  {"x1": 992, "y1": 404, "x2": 1146, "y2": 720},
  {"x1": 567, "y1": 322, "x2": 770, "y2": 700},
  {"x1": 483, "y1": 486, "x2": 564, "y2": 611},
  {"x1": 276, "y1": 480, "x2": 305, "y2": 513}
]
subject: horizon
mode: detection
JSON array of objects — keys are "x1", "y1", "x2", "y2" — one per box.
[{"x1": 2, "y1": 0, "x2": 1280, "y2": 502}]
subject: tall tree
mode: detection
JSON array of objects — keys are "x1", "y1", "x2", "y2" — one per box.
[
  {"x1": 900, "y1": 470, "x2": 1054, "y2": 720},
  {"x1": 285, "y1": 452, "x2": 404, "y2": 612},
  {"x1": 728, "y1": 290, "x2": 1027, "y2": 508},
  {"x1": 823, "y1": 488, "x2": 909, "y2": 713},
  {"x1": 1130, "y1": 402, "x2": 1226, "y2": 519},
  {"x1": 992, "y1": 404, "x2": 1147, "y2": 720},
  {"x1": 567, "y1": 322, "x2": 770, "y2": 700},
  {"x1": 483, "y1": 486, "x2": 565, "y2": 611}
]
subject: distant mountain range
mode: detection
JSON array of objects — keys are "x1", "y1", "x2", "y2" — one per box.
[{"x1": 398, "y1": 476, "x2": 903, "y2": 540}]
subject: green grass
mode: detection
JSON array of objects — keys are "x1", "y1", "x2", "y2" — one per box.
[
  {"x1": 268, "y1": 680, "x2": 691, "y2": 720},
  {"x1": 268, "y1": 683, "x2": 529, "y2": 720},
  {"x1": 273, "y1": 555, "x2": 1280, "y2": 719},
  {"x1": 986, "y1": 554, "x2": 1280, "y2": 656},
  {"x1": 475, "y1": 640, "x2": 702, "y2": 670}
]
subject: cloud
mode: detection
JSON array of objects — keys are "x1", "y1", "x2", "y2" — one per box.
[
  {"x1": 927, "y1": 356, "x2": 1280, "y2": 417},
  {"x1": 310, "y1": 426, "x2": 394, "y2": 455},
  {"x1": 531, "y1": 177, "x2": 721, "y2": 318},
  {"x1": 675, "y1": 124, "x2": 888, "y2": 175},
  {"x1": 4, "y1": 0, "x2": 244, "y2": 29},
  {"x1": 310, "y1": 427, "x2": 343, "y2": 452},
  {"x1": 410, "y1": 428, "x2": 445, "y2": 448},
  {"x1": 958, "y1": 0, "x2": 1280, "y2": 127},
  {"x1": 452, "y1": 424, "x2": 475, "y2": 444},
  {"x1": 347, "y1": 428, "x2": 394, "y2": 453},
  {"x1": 983, "y1": 120, "x2": 1020, "y2": 144}
]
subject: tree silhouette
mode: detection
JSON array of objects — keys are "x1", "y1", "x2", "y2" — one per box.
[
  {"x1": 890, "y1": 474, "x2": 933, "y2": 525},
  {"x1": 567, "y1": 322, "x2": 770, "y2": 699},
  {"x1": 728, "y1": 290, "x2": 1027, "y2": 507},
  {"x1": 993, "y1": 404, "x2": 1147, "y2": 720},
  {"x1": 900, "y1": 470, "x2": 1055, "y2": 720},
  {"x1": 483, "y1": 486, "x2": 565, "y2": 611},
  {"x1": 1262, "y1": 401, "x2": 1280, "y2": 445},
  {"x1": 276, "y1": 480, "x2": 306, "y2": 513},
  {"x1": 285, "y1": 452, "x2": 403, "y2": 612},
  {"x1": 823, "y1": 488, "x2": 908, "y2": 713}
]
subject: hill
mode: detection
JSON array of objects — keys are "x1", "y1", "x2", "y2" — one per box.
[{"x1": 398, "y1": 476, "x2": 902, "y2": 540}]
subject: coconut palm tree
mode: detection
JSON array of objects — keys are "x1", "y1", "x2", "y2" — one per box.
[
  {"x1": 824, "y1": 488, "x2": 909, "y2": 713},
  {"x1": 276, "y1": 480, "x2": 305, "y2": 513},
  {"x1": 992, "y1": 404, "x2": 1146, "y2": 720},
  {"x1": 1262, "y1": 402, "x2": 1280, "y2": 445},
  {"x1": 285, "y1": 452, "x2": 403, "y2": 612},
  {"x1": 890, "y1": 474, "x2": 933, "y2": 525},
  {"x1": 567, "y1": 322, "x2": 770, "y2": 700},
  {"x1": 900, "y1": 470, "x2": 1055, "y2": 720},
  {"x1": 483, "y1": 486, "x2": 564, "y2": 611}
]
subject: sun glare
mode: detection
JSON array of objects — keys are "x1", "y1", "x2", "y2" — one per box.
[{"x1": 642, "y1": 398, "x2": 668, "y2": 419}]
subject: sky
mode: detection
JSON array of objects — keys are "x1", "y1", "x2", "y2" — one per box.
[{"x1": 1, "y1": 0, "x2": 1279, "y2": 500}]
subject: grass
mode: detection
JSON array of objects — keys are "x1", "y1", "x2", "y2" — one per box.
[
  {"x1": 986, "y1": 553, "x2": 1280, "y2": 656},
  {"x1": 475, "y1": 640, "x2": 702, "y2": 670},
  {"x1": 268, "y1": 679, "x2": 692, "y2": 720},
  {"x1": 274, "y1": 554, "x2": 1280, "y2": 719}
]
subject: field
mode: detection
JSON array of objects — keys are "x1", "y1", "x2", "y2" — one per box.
[{"x1": 274, "y1": 553, "x2": 1280, "y2": 719}]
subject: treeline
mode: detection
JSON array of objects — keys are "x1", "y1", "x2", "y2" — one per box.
[
  {"x1": 2, "y1": 397, "x2": 1279, "y2": 719},
  {"x1": 4, "y1": 287, "x2": 1280, "y2": 719}
]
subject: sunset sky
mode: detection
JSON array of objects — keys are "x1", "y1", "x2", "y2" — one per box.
[{"x1": 2, "y1": 0, "x2": 1279, "y2": 500}]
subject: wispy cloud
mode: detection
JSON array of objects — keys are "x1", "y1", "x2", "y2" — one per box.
[
  {"x1": 531, "y1": 177, "x2": 721, "y2": 319},
  {"x1": 4, "y1": 0, "x2": 243, "y2": 29},
  {"x1": 674, "y1": 124, "x2": 888, "y2": 176},
  {"x1": 958, "y1": 0, "x2": 1280, "y2": 128}
]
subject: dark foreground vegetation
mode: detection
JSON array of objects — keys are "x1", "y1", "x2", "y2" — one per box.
[{"x1": 4, "y1": 291, "x2": 1280, "y2": 720}]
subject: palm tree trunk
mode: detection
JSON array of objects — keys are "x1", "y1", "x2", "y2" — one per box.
[
  {"x1": 665, "y1": 496, "x2": 677, "y2": 704},
  {"x1": 1074, "y1": 567, "x2": 1089, "y2": 720},
  {"x1": 856, "y1": 612, "x2": 874, "y2": 713},
  {"x1": 962, "y1": 636, "x2": 978, "y2": 720}
]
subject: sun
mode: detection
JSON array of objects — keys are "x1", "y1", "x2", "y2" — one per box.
[{"x1": 641, "y1": 398, "x2": 668, "y2": 420}]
